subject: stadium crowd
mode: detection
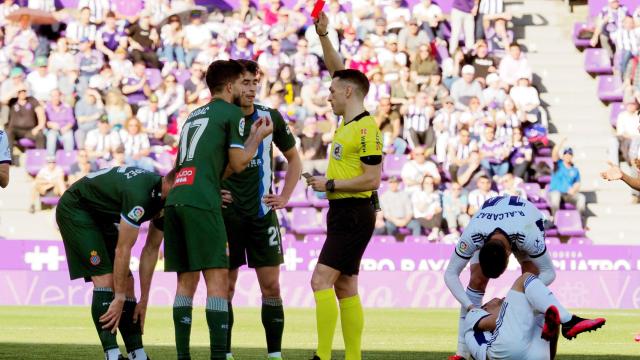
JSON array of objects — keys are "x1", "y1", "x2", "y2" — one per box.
[{"x1": 2, "y1": 0, "x2": 618, "y2": 241}]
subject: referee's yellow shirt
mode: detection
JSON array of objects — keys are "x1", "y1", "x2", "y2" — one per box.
[{"x1": 326, "y1": 112, "x2": 383, "y2": 200}]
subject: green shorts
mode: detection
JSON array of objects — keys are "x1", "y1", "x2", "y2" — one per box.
[
  {"x1": 223, "y1": 207, "x2": 283, "y2": 269},
  {"x1": 163, "y1": 205, "x2": 229, "y2": 272},
  {"x1": 56, "y1": 191, "x2": 118, "y2": 281}
]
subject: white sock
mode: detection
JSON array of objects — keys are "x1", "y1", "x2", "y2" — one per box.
[
  {"x1": 106, "y1": 348, "x2": 121, "y2": 360},
  {"x1": 268, "y1": 352, "x2": 282, "y2": 358},
  {"x1": 457, "y1": 288, "x2": 484, "y2": 356},
  {"x1": 523, "y1": 275, "x2": 572, "y2": 323},
  {"x1": 128, "y1": 348, "x2": 147, "y2": 360},
  {"x1": 226, "y1": 353, "x2": 234, "y2": 359}
]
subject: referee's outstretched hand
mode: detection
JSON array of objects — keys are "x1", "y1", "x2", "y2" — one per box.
[
  {"x1": 314, "y1": 12, "x2": 328, "y2": 36},
  {"x1": 307, "y1": 175, "x2": 328, "y2": 192}
]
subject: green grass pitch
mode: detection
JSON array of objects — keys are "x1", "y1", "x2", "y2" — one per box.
[{"x1": 0, "y1": 307, "x2": 638, "y2": 359}]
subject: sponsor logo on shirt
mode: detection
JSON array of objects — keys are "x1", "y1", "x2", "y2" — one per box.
[
  {"x1": 175, "y1": 167, "x2": 196, "y2": 186},
  {"x1": 239, "y1": 118, "x2": 245, "y2": 137},
  {"x1": 128, "y1": 206, "x2": 145, "y2": 222},
  {"x1": 332, "y1": 142, "x2": 343, "y2": 160},
  {"x1": 89, "y1": 250, "x2": 101, "y2": 266}
]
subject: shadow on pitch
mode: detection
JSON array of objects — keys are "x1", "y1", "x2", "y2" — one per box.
[{"x1": 0, "y1": 343, "x2": 637, "y2": 360}]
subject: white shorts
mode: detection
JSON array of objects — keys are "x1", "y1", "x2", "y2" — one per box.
[{"x1": 487, "y1": 290, "x2": 550, "y2": 360}]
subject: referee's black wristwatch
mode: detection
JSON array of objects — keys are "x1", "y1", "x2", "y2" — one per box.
[{"x1": 326, "y1": 179, "x2": 335, "y2": 192}]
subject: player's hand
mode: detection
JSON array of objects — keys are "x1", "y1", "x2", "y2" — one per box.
[
  {"x1": 257, "y1": 116, "x2": 274, "y2": 139},
  {"x1": 133, "y1": 301, "x2": 148, "y2": 334},
  {"x1": 307, "y1": 175, "x2": 328, "y2": 192},
  {"x1": 314, "y1": 11, "x2": 329, "y2": 36},
  {"x1": 601, "y1": 162, "x2": 623, "y2": 181},
  {"x1": 263, "y1": 193, "x2": 289, "y2": 210},
  {"x1": 221, "y1": 189, "x2": 233, "y2": 208},
  {"x1": 100, "y1": 295, "x2": 125, "y2": 334}
]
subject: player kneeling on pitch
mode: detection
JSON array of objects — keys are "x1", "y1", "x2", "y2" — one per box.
[
  {"x1": 464, "y1": 272, "x2": 605, "y2": 360},
  {"x1": 56, "y1": 166, "x2": 176, "y2": 360},
  {"x1": 445, "y1": 196, "x2": 556, "y2": 360}
]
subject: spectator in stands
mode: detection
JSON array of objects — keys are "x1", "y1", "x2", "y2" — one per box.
[
  {"x1": 390, "y1": 67, "x2": 418, "y2": 104},
  {"x1": 339, "y1": 27, "x2": 360, "y2": 64},
  {"x1": 590, "y1": 0, "x2": 628, "y2": 58},
  {"x1": 468, "y1": 175, "x2": 498, "y2": 215},
  {"x1": 401, "y1": 91, "x2": 435, "y2": 149},
  {"x1": 274, "y1": 64, "x2": 303, "y2": 105},
  {"x1": 402, "y1": 146, "x2": 441, "y2": 194},
  {"x1": 109, "y1": 47, "x2": 133, "y2": 83},
  {"x1": 411, "y1": 175, "x2": 443, "y2": 241},
  {"x1": 137, "y1": 94, "x2": 169, "y2": 146},
  {"x1": 300, "y1": 77, "x2": 332, "y2": 119},
  {"x1": 548, "y1": 138, "x2": 586, "y2": 222},
  {"x1": 269, "y1": 9, "x2": 304, "y2": 52},
  {"x1": 85, "y1": 115, "x2": 119, "y2": 162},
  {"x1": 380, "y1": 176, "x2": 421, "y2": 236},
  {"x1": 367, "y1": 16, "x2": 389, "y2": 51},
  {"x1": 64, "y1": 7, "x2": 97, "y2": 47},
  {"x1": 291, "y1": 38, "x2": 320, "y2": 82},
  {"x1": 398, "y1": 17, "x2": 431, "y2": 56},
  {"x1": 304, "y1": 14, "x2": 339, "y2": 58},
  {"x1": 6, "y1": 85, "x2": 45, "y2": 158},
  {"x1": 412, "y1": 0, "x2": 445, "y2": 40},
  {"x1": 74, "y1": 88, "x2": 104, "y2": 150},
  {"x1": 67, "y1": 149, "x2": 95, "y2": 185},
  {"x1": 378, "y1": 34, "x2": 409, "y2": 81},
  {"x1": 450, "y1": 65, "x2": 484, "y2": 111},
  {"x1": 477, "y1": 0, "x2": 512, "y2": 50},
  {"x1": 442, "y1": 181, "x2": 470, "y2": 235},
  {"x1": 76, "y1": 37, "x2": 104, "y2": 93},
  {"x1": 349, "y1": 43, "x2": 380, "y2": 78},
  {"x1": 615, "y1": 15, "x2": 639, "y2": 79},
  {"x1": 326, "y1": 0, "x2": 350, "y2": 32},
  {"x1": 479, "y1": 125, "x2": 509, "y2": 177},
  {"x1": 122, "y1": 61, "x2": 151, "y2": 111},
  {"x1": 230, "y1": 32, "x2": 254, "y2": 60},
  {"x1": 448, "y1": 0, "x2": 476, "y2": 55},
  {"x1": 365, "y1": 69, "x2": 391, "y2": 112},
  {"x1": 386, "y1": 0, "x2": 412, "y2": 33},
  {"x1": 127, "y1": 11, "x2": 161, "y2": 69},
  {"x1": 299, "y1": 118, "x2": 328, "y2": 175},
  {"x1": 498, "y1": 43, "x2": 532, "y2": 86},
  {"x1": 448, "y1": 127, "x2": 477, "y2": 182},
  {"x1": 89, "y1": 64, "x2": 118, "y2": 94},
  {"x1": 26, "y1": 57, "x2": 57, "y2": 102},
  {"x1": 77, "y1": 0, "x2": 111, "y2": 24},
  {"x1": 5, "y1": 14, "x2": 37, "y2": 68},
  {"x1": 44, "y1": 89, "x2": 75, "y2": 156},
  {"x1": 109, "y1": 145, "x2": 126, "y2": 167},
  {"x1": 1, "y1": 67, "x2": 27, "y2": 128},
  {"x1": 29, "y1": 155, "x2": 66, "y2": 213},
  {"x1": 95, "y1": 11, "x2": 126, "y2": 61},
  {"x1": 410, "y1": 44, "x2": 439, "y2": 85},
  {"x1": 610, "y1": 99, "x2": 640, "y2": 166},
  {"x1": 509, "y1": 75, "x2": 541, "y2": 123},
  {"x1": 194, "y1": 38, "x2": 230, "y2": 66},
  {"x1": 466, "y1": 40, "x2": 497, "y2": 84},
  {"x1": 160, "y1": 14, "x2": 186, "y2": 70},
  {"x1": 482, "y1": 72, "x2": 507, "y2": 109},
  {"x1": 183, "y1": 62, "x2": 206, "y2": 105},
  {"x1": 48, "y1": 38, "x2": 76, "y2": 76},
  {"x1": 499, "y1": 172, "x2": 527, "y2": 198},
  {"x1": 104, "y1": 90, "x2": 132, "y2": 130},
  {"x1": 0, "y1": 0, "x2": 19, "y2": 28},
  {"x1": 375, "y1": 96, "x2": 406, "y2": 155},
  {"x1": 258, "y1": 38, "x2": 290, "y2": 84},
  {"x1": 423, "y1": 70, "x2": 449, "y2": 104},
  {"x1": 509, "y1": 126, "x2": 532, "y2": 180},
  {"x1": 156, "y1": 73, "x2": 185, "y2": 118},
  {"x1": 119, "y1": 117, "x2": 154, "y2": 171}
]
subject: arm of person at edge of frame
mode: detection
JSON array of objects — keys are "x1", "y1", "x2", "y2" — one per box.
[
  {"x1": 133, "y1": 219, "x2": 163, "y2": 333},
  {"x1": 444, "y1": 246, "x2": 475, "y2": 310},
  {"x1": 314, "y1": 11, "x2": 344, "y2": 76}
]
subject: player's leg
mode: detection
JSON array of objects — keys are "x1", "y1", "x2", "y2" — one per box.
[
  {"x1": 226, "y1": 268, "x2": 240, "y2": 360},
  {"x1": 486, "y1": 287, "x2": 537, "y2": 360},
  {"x1": 310, "y1": 264, "x2": 342, "y2": 360},
  {"x1": 118, "y1": 273, "x2": 149, "y2": 360},
  {"x1": 203, "y1": 268, "x2": 230, "y2": 360},
  {"x1": 335, "y1": 274, "x2": 362, "y2": 360},
  {"x1": 92, "y1": 274, "x2": 124, "y2": 360},
  {"x1": 256, "y1": 266, "x2": 285, "y2": 359},
  {"x1": 454, "y1": 256, "x2": 489, "y2": 359}
]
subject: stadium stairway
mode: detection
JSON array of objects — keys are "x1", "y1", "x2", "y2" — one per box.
[{"x1": 510, "y1": 0, "x2": 639, "y2": 244}]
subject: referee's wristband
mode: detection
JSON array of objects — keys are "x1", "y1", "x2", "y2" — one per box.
[
  {"x1": 317, "y1": 31, "x2": 329, "y2": 37},
  {"x1": 326, "y1": 179, "x2": 335, "y2": 192}
]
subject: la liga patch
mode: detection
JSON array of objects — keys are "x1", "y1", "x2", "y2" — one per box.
[
  {"x1": 89, "y1": 251, "x2": 101, "y2": 266},
  {"x1": 239, "y1": 118, "x2": 245, "y2": 137},
  {"x1": 127, "y1": 206, "x2": 145, "y2": 222},
  {"x1": 458, "y1": 241, "x2": 469, "y2": 253}
]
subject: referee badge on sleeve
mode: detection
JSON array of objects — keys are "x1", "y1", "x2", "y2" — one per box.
[{"x1": 332, "y1": 143, "x2": 343, "y2": 160}]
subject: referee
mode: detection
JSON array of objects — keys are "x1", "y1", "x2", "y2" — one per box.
[{"x1": 306, "y1": 12, "x2": 383, "y2": 360}]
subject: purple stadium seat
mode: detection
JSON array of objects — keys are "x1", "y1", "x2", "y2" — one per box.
[
  {"x1": 584, "y1": 48, "x2": 612, "y2": 75},
  {"x1": 609, "y1": 102, "x2": 624, "y2": 128},
  {"x1": 308, "y1": 188, "x2": 329, "y2": 208},
  {"x1": 287, "y1": 182, "x2": 311, "y2": 207},
  {"x1": 383, "y1": 154, "x2": 408, "y2": 179},
  {"x1": 282, "y1": 233, "x2": 296, "y2": 247},
  {"x1": 55, "y1": 150, "x2": 77, "y2": 175},
  {"x1": 173, "y1": 69, "x2": 191, "y2": 84},
  {"x1": 277, "y1": 208, "x2": 290, "y2": 230},
  {"x1": 41, "y1": 195, "x2": 60, "y2": 206},
  {"x1": 405, "y1": 235, "x2": 430, "y2": 243},
  {"x1": 18, "y1": 138, "x2": 36, "y2": 149},
  {"x1": 533, "y1": 157, "x2": 554, "y2": 184},
  {"x1": 303, "y1": 234, "x2": 326, "y2": 243},
  {"x1": 291, "y1": 207, "x2": 324, "y2": 235},
  {"x1": 112, "y1": 0, "x2": 143, "y2": 17},
  {"x1": 25, "y1": 149, "x2": 47, "y2": 176},
  {"x1": 520, "y1": 182, "x2": 543, "y2": 202},
  {"x1": 554, "y1": 210, "x2": 586, "y2": 237},
  {"x1": 545, "y1": 237, "x2": 561, "y2": 246},
  {"x1": 145, "y1": 68, "x2": 163, "y2": 90},
  {"x1": 597, "y1": 75, "x2": 623, "y2": 103},
  {"x1": 572, "y1": 22, "x2": 594, "y2": 49},
  {"x1": 371, "y1": 235, "x2": 396, "y2": 244},
  {"x1": 568, "y1": 237, "x2": 593, "y2": 246}
]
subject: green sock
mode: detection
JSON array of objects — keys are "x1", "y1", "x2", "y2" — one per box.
[
  {"x1": 314, "y1": 288, "x2": 338, "y2": 360},
  {"x1": 173, "y1": 295, "x2": 193, "y2": 360},
  {"x1": 91, "y1": 288, "x2": 119, "y2": 352},
  {"x1": 118, "y1": 297, "x2": 143, "y2": 354},
  {"x1": 339, "y1": 295, "x2": 364, "y2": 360},
  {"x1": 206, "y1": 296, "x2": 229, "y2": 360},
  {"x1": 261, "y1": 297, "x2": 284, "y2": 354},
  {"x1": 226, "y1": 301, "x2": 233, "y2": 355}
]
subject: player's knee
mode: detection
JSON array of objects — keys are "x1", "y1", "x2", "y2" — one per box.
[
  {"x1": 177, "y1": 272, "x2": 199, "y2": 296},
  {"x1": 260, "y1": 280, "x2": 281, "y2": 298}
]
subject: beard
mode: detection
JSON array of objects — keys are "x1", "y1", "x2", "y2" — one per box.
[{"x1": 232, "y1": 93, "x2": 243, "y2": 106}]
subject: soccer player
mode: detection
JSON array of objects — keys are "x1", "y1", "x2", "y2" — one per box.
[
  {"x1": 223, "y1": 59, "x2": 302, "y2": 360},
  {"x1": 464, "y1": 272, "x2": 606, "y2": 360},
  {"x1": 163, "y1": 59, "x2": 273, "y2": 360},
  {"x1": 306, "y1": 12, "x2": 383, "y2": 360},
  {"x1": 444, "y1": 195, "x2": 556, "y2": 360},
  {"x1": 0, "y1": 128, "x2": 11, "y2": 187},
  {"x1": 56, "y1": 166, "x2": 176, "y2": 360}
]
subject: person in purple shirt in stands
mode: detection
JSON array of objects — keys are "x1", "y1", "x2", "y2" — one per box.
[
  {"x1": 121, "y1": 61, "x2": 151, "y2": 112},
  {"x1": 229, "y1": 32, "x2": 254, "y2": 60},
  {"x1": 479, "y1": 125, "x2": 509, "y2": 177},
  {"x1": 44, "y1": 89, "x2": 76, "y2": 156},
  {"x1": 76, "y1": 37, "x2": 104, "y2": 94},
  {"x1": 449, "y1": 0, "x2": 478, "y2": 55},
  {"x1": 95, "y1": 11, "x2": 126, "y2": 60}
]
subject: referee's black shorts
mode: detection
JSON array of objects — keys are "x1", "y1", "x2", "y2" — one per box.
[{"x1": 318, "y1": 197, "x2": 376, "y2": 276}]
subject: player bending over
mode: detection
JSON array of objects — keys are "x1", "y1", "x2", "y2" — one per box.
[
  {"x1": 56, "y1": 166, "x2": 176, "y2": 360},
  {"x1": 222, "y1": 59, "x2": 302, "y2": 360},
  {"x1": 465, "y1": 272, "x2": 606, "y2": 360},
  {"x1": 445, "y1": 196, "x2": 556, "y2": 360}
]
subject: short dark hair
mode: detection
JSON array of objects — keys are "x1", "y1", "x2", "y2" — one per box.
[
  {"x1": 479, "y1": 239, "x2": 508, "y2": 278},
  {"x1": 205, "y1": 60, "x2": 244, "y2": 94},
  {"x1": 236, "y1": 59, "x2": 260, "y2": 77},
  {"x1": 333, "y1": 69, "x2": 370, "y2": 97},
  {"x1": 106, "y1": 11, "x2": 116, "y2": 18}
]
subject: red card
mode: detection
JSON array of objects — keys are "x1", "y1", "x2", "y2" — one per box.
[{"x1": 311, "y1": 0, "x2": 325, "y2": 19}]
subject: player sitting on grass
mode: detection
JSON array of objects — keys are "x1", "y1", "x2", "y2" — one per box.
[
  {"x1": 56, "y1": 166, "x2": 176, "y2": 360},
  {"x1": 464, "y1": 272, "x2": 606, "y2": 360},
  {"x1": 445, "y1": 196, "x2": 556, "y2": 360}
]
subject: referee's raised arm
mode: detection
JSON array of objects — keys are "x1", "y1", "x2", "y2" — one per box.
[{"x1": 306, "y1": 11, "x2": 383, "y2": 360}]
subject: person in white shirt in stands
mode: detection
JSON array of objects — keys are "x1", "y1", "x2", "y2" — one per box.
[
  {"x1": 26, "y1": 56, "x2": 57, "y2": 102},
  {"x1": 450, "y1": 65, "x2": 484, "y2": 111},
  {"x1": 442, "y1": 182, "x2": 470, "y2": 236},
  {"x1": 411, "y1": 175, "x2": 443, "y2": 241},
  {"x1": 65, "y1": 7, "x2": 98, "y2": 48},
  {"x1": 609, "y1": 99, "x2": 640, "y2": 166},
  {"x1": 412, "y1": 0, "x2": 445, "y2": 40},
  {"x1": 498, "y1": 43, "x2": 532, "y2": 87},
  {"x1": 385, "y1": 0, "x2": 412, "y2": 33},
  {"x1": 136, "y1": 94, "x2": 169, "y2": 146},
  {"x1": 401, "y1": 146, "x2": 441, "y2": 194},
  {"x1": 77, "y1": 0, "x2": 112, "y2": 25},
  {"x1": 468, "y1": 175, "x2": 498, "y2": 215},
  {"x1": 183, "y1": 11, "x2": 212, "y2": 67},
  {"x1": 615, "y1": 15, "x2": 640, "y2": 80},
  {"x1": 85, "y1": 115, "x2": 120, "y2": 163},
  {"x1": 0, "y1": 128, "x2": 11, "y2": 187},
  {"x1": 380, "y1": 176, "x2": 422, "y2": 236},
  {"x1": 118, "y1": 117, "x2": 153, "y2": 172},
  {"x1": 29, "y1": 156, "x2": 66, "y2": 213},
  {"x1": 510, "y1": 75, "x2": 542, "y2": 123}
]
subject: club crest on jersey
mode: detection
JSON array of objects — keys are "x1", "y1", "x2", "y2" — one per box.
[
  {"x1": 89, "y1": 251, "x2": 101, "y2": 266},
  {"x1": 332, "y1": 143, "x2": 343, "y2": 160},
  {"x1": 239, "y1": 118, "x2": 245, "y2": 136},
  {"x1": 128, "y1": 206, "x2": 145, "y2": 222}
]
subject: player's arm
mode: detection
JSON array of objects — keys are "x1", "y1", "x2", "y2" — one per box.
[
  {"x1": 475, "y1": 313, "x2": 497, "y2": 332},
  {"x1": 265, "y1": 146, "x2": 302, "y2": 209},
  {"x1": 551, "y1": 137, "x2": 566, "y2": 163},
  {"x1": 314, "y1": 12, "x2": 344, "y2": 76},
  {"x1": 228, "y1": 117, "x2": 274, "y2": 173},
  {"x1": 444, "y1": 249, "x2": 474, "y2": 310},
  {"x1": 135, "y1": 218, "x2": 163, "y2": 333},
  {"x1": 529, "y1": 251, "x2": 556, "y2": 286}
]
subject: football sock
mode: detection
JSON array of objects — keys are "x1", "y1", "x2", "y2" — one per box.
[
  {"x1": 457, "y1": 287, "x2": 484, "y2": 355},
  {"x1": 91, "y1": 288, "x2": 120, "y2": 354},
  {"x1": 173, "y1": 295, "x2": 193, "y2": 360},
  {"x1": 206, "y1": 296, "x2": 229, "y2": 360},
  {"x1": 523, "y1": 275, "x2": 572, "y2": 323},
  {"x1": 129, "y1": 348, "x2": 148, "y2": 360},
  {"x1": 314, "y1": 288, "x2": 338, "y2": 360},
  {"x1": 119, "y1": 297, "x2": 144, "y2": 357},
  {"x1": 106, "y1": 348, "x2": 122, "y2": 360},
  {"x1": 226, "y1": 301, "x2": 234, "y2": 355},
  {"x1": 262, "y1": 297, "x2": 285, "y2": 354},
  {"x1": 339, "y1": 295, "x2": 364, "y2": 360}
]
